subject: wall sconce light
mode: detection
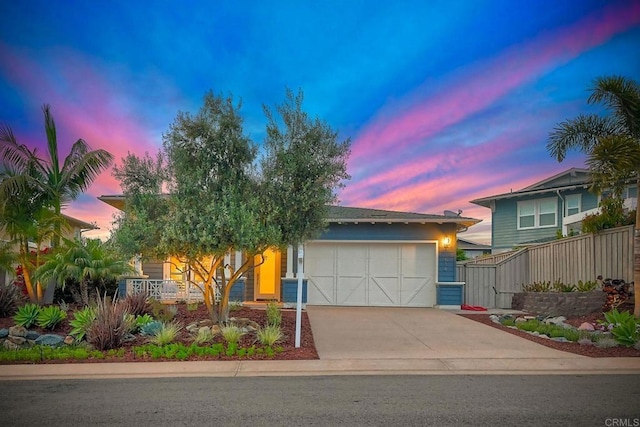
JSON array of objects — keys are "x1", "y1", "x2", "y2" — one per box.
[{"x1": 442, "y1": 236, "x2": 451, "y2": 248}]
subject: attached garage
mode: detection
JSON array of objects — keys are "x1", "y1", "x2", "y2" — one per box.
[{"x1": 305, "y1": 241, "x2": 437, "y2": 307}]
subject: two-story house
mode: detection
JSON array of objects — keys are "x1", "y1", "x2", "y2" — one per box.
[{"x1": 470, "y1": 168, "x2": 637, "y2": 254}]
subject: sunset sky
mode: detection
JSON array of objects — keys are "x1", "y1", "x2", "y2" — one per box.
[{"x1": 1, "y1": 0, "x2": 639, "y2": 244}]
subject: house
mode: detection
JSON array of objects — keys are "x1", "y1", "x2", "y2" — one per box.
[
  {"x1": 0, "y1": 214, "x2": 97, "y2": 287},
  {"x1": 99, "y1": 195, "x2": 480, "y2": 307},
  {"x1": 470, "y1": 167, "x2": 637, "y2": 254},
  {"x1": 457, "y1": 238, "x2": 491, "y2": 259}
]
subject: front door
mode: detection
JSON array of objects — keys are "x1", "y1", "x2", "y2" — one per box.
[{"x1": 254, "y1": 248, "x2": 281, "y2": 300}]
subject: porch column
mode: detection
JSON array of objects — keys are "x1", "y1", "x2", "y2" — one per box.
[
  {"x1": 286, "y1": 245, "x2": 294, "y2": 278},
  {"x1": 235, "y1": 251, "x2": 243, "y2": 275},
  {"x1": 224, "y1": 253, "x2": 231, "y2": 278}
]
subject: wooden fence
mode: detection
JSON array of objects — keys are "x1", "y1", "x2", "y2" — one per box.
[{"x1": 457, "y1": 225, "x2": 634, "y2": 308}]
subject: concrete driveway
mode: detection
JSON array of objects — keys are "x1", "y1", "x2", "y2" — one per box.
[{"x1": 306, "y1": 306, "x2": 584, "y2": 360}]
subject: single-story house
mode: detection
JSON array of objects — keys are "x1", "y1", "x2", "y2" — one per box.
[
  {"x1": 470, "y1": 167, "x2": 637, "y2": 254},
  {"x1": 99, "y1": 195, "x2": 480, "y2": 307},
  {"x1": 0, "y1": 214, "x2": 97, "y2": 287},
  {"x1": 457, "y1": 238, "x2": 491, "y2": 259}
]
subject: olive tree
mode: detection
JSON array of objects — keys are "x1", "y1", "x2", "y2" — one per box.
[{"x1": 112, "y1": 90, "x2": 350, "y2": 322}]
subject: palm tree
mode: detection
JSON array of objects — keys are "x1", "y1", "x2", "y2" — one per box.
[
  {"x1": 0, "y1": 104, "x2": 114, "y2": 247},
  {"x1": 35, "y1": 238, "x2": 133, "y2": 306},
  {"x1": 0, "y1": 104, "x2": 113, "y2": 303},
  {"x1": 547, "y1": 75, "x2": 640, "y2": 317}
]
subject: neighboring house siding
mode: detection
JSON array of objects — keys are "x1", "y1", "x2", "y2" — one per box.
[{"x1": 493, "y1": 196, "x2": 560, "y2": 251}]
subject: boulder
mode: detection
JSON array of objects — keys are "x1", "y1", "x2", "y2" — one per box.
[
  {"x1": 0, "y1": 329, "x2": 8, "y2": 339},
  {"x1": 26, "y1": 331, "x2": 40, "y2": 340},
  {"x1": 35, "y1": 334, "x2": 65, "y2": 347},
  {"x1": 9, "y1": 326, "x2": 27, "y2": 338},
  {"x1": 544, "y1": 316, "x2": 567, "y2": 326},
  {"x1": 211, "y1": 325, "x2": 221, "y2": 336},
  {"x1": 64, "y1": 336, "x2": 75, "y2": 345},
  {"x1": 7, "y1": 336, "x2": 27, "y2": 346},
  {"x1": 3, "y1": 340, "x2": 20, "y2": 350},
  {"x1": 578, "y1": 322, "x2": 595, "y2": 331}
]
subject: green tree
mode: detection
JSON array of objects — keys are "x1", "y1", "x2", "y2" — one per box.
[
  {"x1": 547, "y1": 75, "x2": 640, "y2": 316},
  {"x1": 35, "y1": 238, "x2": 133, "y2": 306},
  {"x1": 0, "y1": 104, "x2": 113, "y2": 247},
  {"x1": 111, "y1": 90, "x2": 350, "y2": 322},
  {"x1": 0, "y1": 104, "x2": 113, "y2": 303}
]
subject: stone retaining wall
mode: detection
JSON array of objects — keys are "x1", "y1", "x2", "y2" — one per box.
[{"x1": 511, "y1": 291, "x2": 606, "y2": 316}]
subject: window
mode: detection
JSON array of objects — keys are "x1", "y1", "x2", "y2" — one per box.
[
  {"x1": 517, "y1": 198, "x2": 557, "y2": 229},
  {"x1": 565, "y1": 194, "x2": 581, "y2": 216}
]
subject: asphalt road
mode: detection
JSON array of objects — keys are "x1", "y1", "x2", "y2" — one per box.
[{"x1": 1, "y1": 375, "x2": 639, "y2": 426}]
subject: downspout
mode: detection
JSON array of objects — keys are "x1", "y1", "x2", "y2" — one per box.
[{"x1": 556, "y1": 190, "x2": 566, "y2": 235}]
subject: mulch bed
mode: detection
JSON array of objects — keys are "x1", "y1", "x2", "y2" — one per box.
[
  {"x1": 0, "y1": 303, "x2": 319, "y2": 363},
  {"x1": 459, "y1": 301, "x2": 640, "y2": 358}
]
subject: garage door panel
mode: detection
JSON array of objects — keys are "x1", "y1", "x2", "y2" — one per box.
[
  {"x1": 337, "y1": 276, "x2": 367, "y2": 305},
  {"x1": 307, "y1": 276, "x2": 336, "y2": 305},
  {"x1": 402, "y1": 277, "x2": 434, "y2": 306},
  {"x1": 369, "y1": 276, "x2": 399, "y2": 305}
]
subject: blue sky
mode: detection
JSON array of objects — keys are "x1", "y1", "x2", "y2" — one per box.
[{"x1": 1, "y1": 0, "x2": 639, "y2": 243}]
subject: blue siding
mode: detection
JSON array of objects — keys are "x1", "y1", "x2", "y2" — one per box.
[
  {"x1": 438, "y1": 248, "x2": 456, "y2": 282},
  {"x1": 437, "y1": 284, "x2": 464, "y2": 305},
  {"x1": 318, "y1": 222, "x2": 455, "y2": 241},
  {"x1": 281, "y1": 278, "x2": 308, "y2": 303},
  {"x1": 491, "y1": 188, "x2": 598, "y2": 252}
]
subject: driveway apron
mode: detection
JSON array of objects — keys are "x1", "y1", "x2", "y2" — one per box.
[{"x1": 306, "y1": 306, "x2": 583, "y2": 360}]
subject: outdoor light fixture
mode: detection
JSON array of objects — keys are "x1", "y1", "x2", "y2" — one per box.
[{"x1": 442, "y1": 236, "x2": 451, "y2": 248}]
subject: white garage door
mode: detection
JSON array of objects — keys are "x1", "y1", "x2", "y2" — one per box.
[{"x1": 305, "y1": 242, "x2": 437, "y2": 307}]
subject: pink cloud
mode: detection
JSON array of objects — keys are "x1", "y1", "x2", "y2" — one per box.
[{"x1": 349, "y1": 1, "x2": 640, "y2": 165}]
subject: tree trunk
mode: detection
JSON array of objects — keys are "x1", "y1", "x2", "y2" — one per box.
[{"x1": 634, "y1": 178, "x2": 640, "y2": 318}]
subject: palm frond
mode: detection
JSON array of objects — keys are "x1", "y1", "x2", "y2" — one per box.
[
  {"x1": 547, "y1": 114, "x2": 618, "y2": 161},
  {"x1": 588, "y1": 76, "x2": 640, "y2": 137}
]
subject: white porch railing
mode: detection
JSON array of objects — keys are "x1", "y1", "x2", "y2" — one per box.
[{"x1": 125, "y1": 279, "x2": 220, "y2": 302}]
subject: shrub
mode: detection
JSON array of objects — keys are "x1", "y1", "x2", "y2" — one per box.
[
  {"x1": 522, "y1": 281, "x2": 552, "y2": 292},
  {"x1": 220, "y1": 325, "x2": 245, "y2": 345},
  {"x1": 0, "y1": 284, "x2": 21, "y2": 317},
  {"x1": 192, "y1": 327, "x2": 215, "y2": 345},
  {"x1": 135, "y1": 314, "x2": 154, "y2": 329},
  {"x1": 594, "y1": 336, "x2": 619, "y2": 348},
  {"x1": 266, "y1": 301, "x2": 281, "y2": 327},
  {"x1": 36, "y1": 306, "x2": 67, "y2": 329},
  {"x1": 575, "y1": 280, "x2": 598, "y2": 292},
  {"x1": 256, "y1": 325, "x2": 283, "y2": 347},
  {"x1": 69, "y1": 306, "x2": 97, "y2": 341},
  {"x1": 582, "y1": 197, "x2": 634, "y2": 233},
  {"x1": 150, "y1": 321, "x2": 182, "y2": 346},
  {"x1": 186, "y1": 302, "x2": 199, "y2": 312},
  {"x1": 150, "y1": 300, "x2": 177, "y2": 322},
  {"x1": 122, "y1": 293, "x2": 151, "y2": 316},
  {"x1": 13, "y1": 303, "x2": 41, "y2": 328},
  {"x1": 552, "y1": 280, "x2": 575, "y2": 292},
  {"x1": 86, "y1": 294, "x2": 131, "y2": 351},
  {"x1": 229, "y1": 301, "x2": 243, "y2": 312},
  {"x1": 140, "y1": 320, "x2": 163, "y2": 336}
]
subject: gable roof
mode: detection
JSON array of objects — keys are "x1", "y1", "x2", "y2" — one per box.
[
  {"x1": 63, "y1": 214, "x2": 98, "y2": 231},
  {"x1": 457, "y1": 238, "x2": 491, "y2": 251},
  {"x1": 470, "y1": 167, "x2": 591, "y2": 208}
]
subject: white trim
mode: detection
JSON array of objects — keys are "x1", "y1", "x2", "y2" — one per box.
[
  {"x1": 565, "y1": 194, "x2": 581, "y2": 217},
  {"x1": 517, "y1": 197, "x2": 558, "y2": 230}
]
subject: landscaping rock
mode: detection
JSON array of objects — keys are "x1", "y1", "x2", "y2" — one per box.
[
  {"x1": 544, "y1": 316, "x2": 566, "y2": 326},
  {"x1": 3, "y1": 340, "x2": 20, "y2": 350},
  {"x1": 515, "y1": 317, "x2": 527, "y2": 323},
  {"x1": 228, "y1": 318, "x2": 260, "y2": 331},
  {"x1": 7, "y1": 336, "x2": 27, "y2": 346},
  {"x1": 578, "y1": 322, "x2": 595, "y2": 331},
  {"x1": 0, "y1": 329, "x2": 8, "y2": 339},
  {"x1": 211, "y1": 325, "x2": 221, "y2": 335},
  {"x1": 551, "y1": 337, "x2": 570, "y2": 343},
  {"x1": 489, "y1": 315, "x2": 500, "y2": 323},
  {"x1": 64, "y1": 336, "x2": 75, "y2": 345},
  {"x1": 9, "y1": 326, "x2": 27, "y2": 338},
  {"x1": 34, "y1": 334, "x2": 64, "y2": 347},
  {"x1": 26, "y1": 331, "x2": 40, "y2": 340}
]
